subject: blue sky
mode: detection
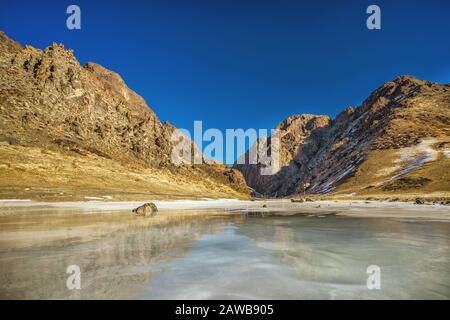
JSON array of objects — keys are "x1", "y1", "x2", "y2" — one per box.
[{"x1": 1, "y1": 0, "x2": 449, "y2": 163}]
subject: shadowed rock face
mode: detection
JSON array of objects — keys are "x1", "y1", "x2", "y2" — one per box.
[
  {"x1": 234, "y1": 76, "x2": 450, "y2": 197},
  {"x1": 233, "y1": 114, "x2": 331, "y2": 195},
  {"x1": 0, "y1": 31, "x2": 249, "y2": 196}
]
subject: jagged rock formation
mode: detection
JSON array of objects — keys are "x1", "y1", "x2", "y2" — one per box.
[
  {"x1": 234, "y1": 114, "x2": 331, "y2": 195},
  {"x1": 235, "y1": 76, "x2": 450, "y2": 197},
  {"x1": 0, "y1": 31, "x2": 249, "y2": 199}
]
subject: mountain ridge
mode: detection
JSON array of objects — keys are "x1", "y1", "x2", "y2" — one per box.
[
  {"x1": 234, "y1": 75, "x2": 450, "y2": 198},
  {"x1": 0, "y1": 31, "x2": 250, "y2": 200},
  {"x1": 1, "y1": 30, "x2": 449, "y2": 201}
]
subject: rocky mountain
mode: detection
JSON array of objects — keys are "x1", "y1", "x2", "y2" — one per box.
[
  {"x1": 0, "y1": 31, "x2": 249, "y2": 200},
  {"x1": 1, "y1": 30, "x2": 448, "y2": 201},
  {"x1": 234, "y1": 114, "x2": 331, "y2": 195},
  {"x1": 234, "y1": 76, "x2": 450, "y2": 198}
]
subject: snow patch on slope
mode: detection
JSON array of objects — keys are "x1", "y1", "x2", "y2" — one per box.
[
  {"x1": 394, "y1": 139, "x2": 438, "y2": 164},
  {"x1": 377, "y1": 139, "x2": 438, "y2": 185}
]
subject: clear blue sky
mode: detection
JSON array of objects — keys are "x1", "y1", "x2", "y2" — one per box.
[{"x1": 1, "y1": 0, "x2": 449, "y2": 163}]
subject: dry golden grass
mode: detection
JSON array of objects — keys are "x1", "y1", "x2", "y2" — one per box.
[
  {"x1": 333, "y1": 138, "x2": 450, "y2": 201},
  {"x1": 0, "y1": 142, "x2": 249, "y2": 201}
]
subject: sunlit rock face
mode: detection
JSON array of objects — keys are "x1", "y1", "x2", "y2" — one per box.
[
  {"x1": 235, "y1": 76, "x2": 450, "y2": 197},
  {"x1": 0, "y1": 31, "x2": 249, "y2": 197}
]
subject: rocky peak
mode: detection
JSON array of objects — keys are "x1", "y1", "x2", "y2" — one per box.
[
  {"x1": 335, "y1": 107, "x2": 355, "y2": 123},
  {"x1": 235, "y1": 75, "x2": 449, "y2": 197},
  {"x1": 0, "y1": 31, "x2": 21, "y2": 55},
  {"x1": 360, "y1": 75, "x2": 432, "y2": 113},
  {"x1": 392, "y1": 75, "x2": 427, "y2": 86},
  {"x1": 8, "y1": 41, "x2": 83, "y2": 95},
  {"x1": 275, "y1": 114, "x2": 330, "y2": 166},
  {"x1": 84, "y1": 62, "x2": 157, "y2": 120},
  {"x1": 0, "y1": 31, "x2": 250, "y2": 197},
  {"x1": 277, "y1": 114, "x2": 330, "y2": 131},
  {"x1": 233, "y1": 113, "x2": 330, "y2": 195},
  {"x1": 84, "y1": 62, "x2": 126, "y2": 88}
]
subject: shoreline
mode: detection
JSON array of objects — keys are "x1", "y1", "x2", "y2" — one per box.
[{"x1": 1, "y1": 198, "x2": 449, "y2": 221}]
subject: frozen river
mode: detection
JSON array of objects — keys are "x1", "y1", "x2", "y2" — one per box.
[{"x1": 0, "y1": 202, "x2": 449, "y2": 299}]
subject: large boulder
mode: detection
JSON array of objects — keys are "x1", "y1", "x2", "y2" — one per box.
[
  {"x1": 415, "y1": 198, "x2": 425, "y2": 205},
  {"x1": 132, "y1": 203, "x2": 158, "y2": 217}
]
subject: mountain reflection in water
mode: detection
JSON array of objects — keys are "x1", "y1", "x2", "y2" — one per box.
[{"x1": 0, "y1": 209, "x2": 449, "y2": 299}]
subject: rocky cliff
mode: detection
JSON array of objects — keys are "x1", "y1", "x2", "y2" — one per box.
[
  {"x1": 0, "y1": 31, "x2": 249, "y2": 200},
  {"x1": 235, "y1": 76, "x2": 450, "y2": 198}
]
